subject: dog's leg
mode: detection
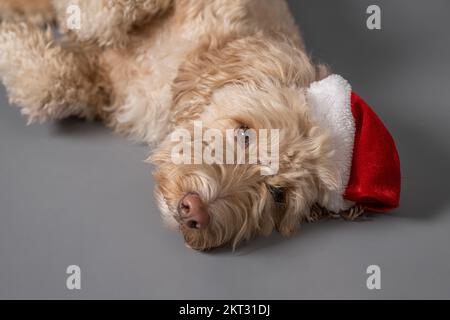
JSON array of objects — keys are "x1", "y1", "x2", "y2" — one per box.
[
  {"x1": 0, "y1": 0, "x2": 55, "y2": 26},
  {"x1": 53, "y1": 0, "x2": 173, "y2": 47},
  {"x1": 0, "y1": 22, "x2": 111, "y2": 123}
]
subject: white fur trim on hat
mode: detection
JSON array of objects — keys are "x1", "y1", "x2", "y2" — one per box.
[{"x1": 306, "y1": 74, "x2": 356, "y2": 212}]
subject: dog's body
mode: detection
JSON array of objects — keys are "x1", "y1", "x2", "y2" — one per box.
[
  {"x1": 0, "y1": 0, "x2": 304, "y2": 140},
  {"x1": 0, "y1": 0, "x2": 369, "y2": 250}
]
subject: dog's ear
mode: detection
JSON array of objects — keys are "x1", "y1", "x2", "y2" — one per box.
[
  {"x1": 274, "y1": 167, "x2": 339, "y2": 236},
  {"x1": 256, "y1": 186, "x2": 277, "y2": 237},
  {"x1": 267, "y1": 119, "x2": 340, "y2": 236}
]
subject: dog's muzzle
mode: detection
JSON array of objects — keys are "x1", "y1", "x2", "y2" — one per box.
[{"x1": 177, "y1": 193, "x2": 210, "y2": 230}]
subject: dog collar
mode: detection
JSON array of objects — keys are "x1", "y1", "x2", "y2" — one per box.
[{"x1": 306, "y1": 74, "x2": 401, "y2": 213}]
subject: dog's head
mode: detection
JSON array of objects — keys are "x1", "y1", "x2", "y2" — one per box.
[{"x1": 151, "y1": 35, "x2": 340, "y2": 250}]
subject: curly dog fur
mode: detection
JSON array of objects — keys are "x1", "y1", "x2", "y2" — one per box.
[{"x1": 0, "y1": 0, "x2": 362, "y2": 250}]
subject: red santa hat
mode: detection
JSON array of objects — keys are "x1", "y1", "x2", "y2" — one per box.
[{"x1": 306, "y1": 74, "x2": 401, "y2": 213}]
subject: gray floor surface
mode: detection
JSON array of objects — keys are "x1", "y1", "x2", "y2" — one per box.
[{"x1": 1, "y1": 0, "x2": 449, "y2": 299}]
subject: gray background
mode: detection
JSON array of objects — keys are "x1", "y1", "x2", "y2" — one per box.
[{"x1": 1, "y1": 0, "x2": 449, "y2": 299}]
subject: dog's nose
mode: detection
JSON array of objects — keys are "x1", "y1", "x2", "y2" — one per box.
[{"x1": 178, "y1": 193, "x2": 209, "y2": 229}]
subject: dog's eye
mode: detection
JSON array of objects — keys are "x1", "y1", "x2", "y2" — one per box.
[
  {"x1": 268, "y1": 185, "x2": 285, "y2": 203},
  {"x1": 235, "y1": 125, "x2": 251, "y2": 147}
]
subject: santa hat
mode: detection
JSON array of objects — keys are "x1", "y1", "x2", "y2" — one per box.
[{"x1": 306, "y1": 74, "x2": 401, "y2": 213}]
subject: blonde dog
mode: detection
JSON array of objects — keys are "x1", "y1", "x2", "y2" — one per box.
[{"x1": 0, "y1": 0, "x2": 400, "y2": 250}]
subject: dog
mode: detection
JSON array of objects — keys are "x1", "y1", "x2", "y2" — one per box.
[{"x1": 0, "y1": 0, "x2": 400, "y2": 251}]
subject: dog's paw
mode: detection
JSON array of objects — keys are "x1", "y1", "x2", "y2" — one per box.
[
  {"x1": 0, "y1": 22, "x2": 49, "y2": 69},
  {"x1": 0, "y1": 0, "x2": 55, "y2": 27},
  {"x1": 0, "y1": 22, "x2": 56, "y2": 123}
]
